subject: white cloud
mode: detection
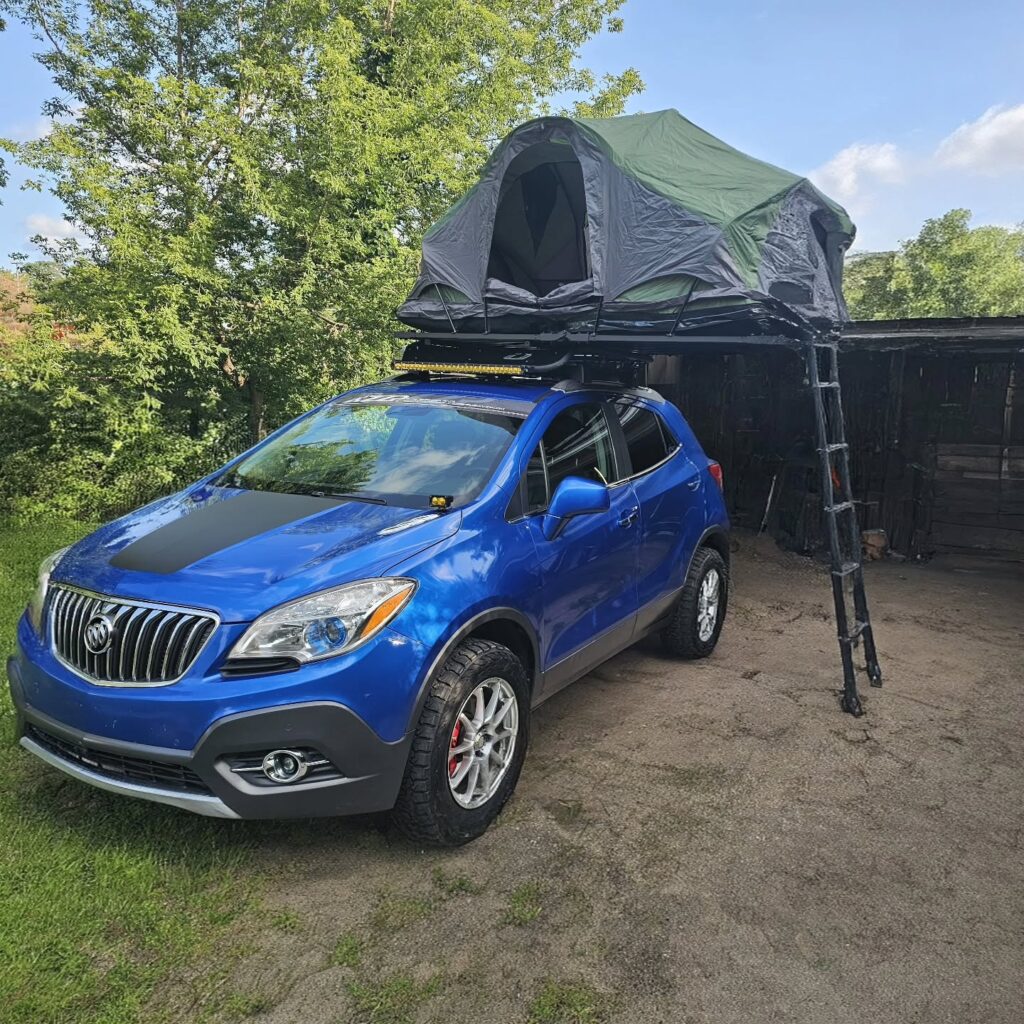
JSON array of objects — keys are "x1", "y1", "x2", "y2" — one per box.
[
  {"x1": 809, "y1": 103, "x2": 1024, "y2": 249},
  {"x1": 25, "y1": 213, "x2": 83, "y2": 244},
  {"x1": 809, "y1": 142, "x2": 906, "y2": 205},
  {"x1": 936, "y1": 104, "x2": 1024, "y2": 175},
  {"x1": 7, "y1": 117, "x2": 51, "y2": 142}
]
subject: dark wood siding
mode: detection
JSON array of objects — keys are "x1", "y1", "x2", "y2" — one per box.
[{"x1": 651, "y1": 344, "x2": 1023, "y2": 560}]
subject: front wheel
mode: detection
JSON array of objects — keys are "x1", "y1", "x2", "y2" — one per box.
[
  {"x1": 662, "y1": 546, "x2": 728, "y2": 659},
  {"x1": 391, "y1": 639, "x2": 529, "y2": 846}
]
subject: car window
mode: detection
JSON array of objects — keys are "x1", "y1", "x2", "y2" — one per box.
[
  {"x1": 525, "y1": 443, "x2": 548, "y2": 512},
  {"x1": 542, "y1": 404, "x2": 615, "y2": 493},
  {"x1": 612, "y1": 399, "x2": 675, "y2": 476},
  {"x1": 218, "y1": 400, "x2": 522, "y2": 510},
  {"x1": 506, "y1": 443, "x2": 547, "y2": 521}
]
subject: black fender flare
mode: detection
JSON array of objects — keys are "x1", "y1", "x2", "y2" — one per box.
[
  {"x1": 401, "y1": 607, "x2": 542, "y2": 740},
  {"x1": 684, "y1": 525, "x2": 731, "y2": 581}
]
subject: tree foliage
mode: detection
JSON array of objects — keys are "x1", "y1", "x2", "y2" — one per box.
[
  {"x1": 845, "y1": 209, "x2": 1024, "y2": 320},
  {"x1": 0, "y1": 0, "x2": 640, "y2": 519}
]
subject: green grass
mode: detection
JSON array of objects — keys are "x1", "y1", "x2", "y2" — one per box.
[
  {"x1": 431, "y1": 865, "x2": 480, "y2": 896},
  {"x1": 367, "y1": 891, "x2": 435, "y2": 934},
  {"x1": 527, "y1": 980, "x2": 606, "y2": 1024},
  {"x1": 330, "y1": 933, "x2": 363, "y2": 968},
  {"x1": 271, "y1": 909, "x2": 303, "y2": 934},
  {"x1": 0, "y1": 520, "x2": 260, "y2": 1024},
  {"x1": 345, "y1": 973, "x2": 442, "y2": 1024},
  {"x1": 503, "y1": 881, "x2": 545, "y2": 926}
]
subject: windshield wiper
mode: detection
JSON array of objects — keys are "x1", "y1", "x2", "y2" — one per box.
[{"x1": 315, "y1": 491, "x2": 388, "y2": 505}]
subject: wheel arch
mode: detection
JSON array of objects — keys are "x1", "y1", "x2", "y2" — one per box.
[
  {"x1": 403, "y1": 607, "x2": 541, "y2": 739},
  {"x1": 698, "y1": 525, "x2": 730, "y2": 569}
]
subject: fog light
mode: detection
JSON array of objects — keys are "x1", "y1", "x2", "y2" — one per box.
[{"x1": 261, "y1": 749, "x2": 309, "y2": 784}]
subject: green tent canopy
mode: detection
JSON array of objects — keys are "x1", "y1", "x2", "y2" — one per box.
[{"x1": 397, "y1": 109, "x2": 855, "y2": 335}]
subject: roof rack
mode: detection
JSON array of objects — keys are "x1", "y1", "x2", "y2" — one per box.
[
  {"x1": 393, "y1": 312, "x2": 820, "y2": 387},
  {"x1": 393, "y1": 336, "x2": 659, "y2": 387}
]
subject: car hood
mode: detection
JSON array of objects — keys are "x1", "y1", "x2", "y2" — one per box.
[{"x1": 53, "y1": 485, "x2": 461, "y2": 622}]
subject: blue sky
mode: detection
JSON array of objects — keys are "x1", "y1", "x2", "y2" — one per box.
[{"x1": 2, "y1": 0, "x2": 1023, "y2": 262}]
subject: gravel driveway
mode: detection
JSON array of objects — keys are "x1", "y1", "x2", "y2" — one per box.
[{"x1": 168, "y1": 534, "x2": 1024, "y2": 1024}]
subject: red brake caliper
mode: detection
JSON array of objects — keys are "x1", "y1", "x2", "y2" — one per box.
[{"x1": 449, "y1": 720, "x2": 462, "y2": 778}]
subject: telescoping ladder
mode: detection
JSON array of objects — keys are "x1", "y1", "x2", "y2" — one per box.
[{"x1": 806, "y1": 334, "x2": 883, "y2": 716}]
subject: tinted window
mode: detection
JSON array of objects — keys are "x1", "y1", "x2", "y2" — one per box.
[
  {"x1": 613, "y1": 400, "x2": 673, "y2": 475},
  {"x1": 219, "y1": 400, "x2": 521, "y2": 510},
  {"x1": 506, "y1": 443, "x2": 547, "y2": 521},
  {"x1": 543, "y1": 404, "x2": 615, "y2": 493},
  {"x1": 525, "y1": 444, "x2": 548, "y2": 512}
]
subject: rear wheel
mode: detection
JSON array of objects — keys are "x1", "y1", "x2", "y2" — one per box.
[
  {"x1": 662, "y1": 546, "x2": 728, "y2": 659},
  {"x1": 392, "y1": 639, "x2": 529, "y2": 846}
]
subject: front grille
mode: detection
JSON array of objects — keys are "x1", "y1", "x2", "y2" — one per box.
[
  {"x1": 49, "y1": 585, "x2": 217, "y2": 685},
  {"x1": 26, "y1": 723, "x2": 210, "y2": 794}
]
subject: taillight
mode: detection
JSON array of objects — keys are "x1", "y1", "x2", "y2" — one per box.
[{"x1": 708, "y1": 461, "x2": 724, "y2": 490}]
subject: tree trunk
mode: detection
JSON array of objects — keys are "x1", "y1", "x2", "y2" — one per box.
[{"x1": 248, "y1": 379, "x2": 266, "y2": 445}]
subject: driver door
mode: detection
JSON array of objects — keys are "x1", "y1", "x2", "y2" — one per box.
[{"x1": 521, "y1": 402, "x2": 640, "y2": 697}]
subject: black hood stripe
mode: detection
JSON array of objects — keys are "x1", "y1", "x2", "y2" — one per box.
[{"x1": 110, "y1": 491, "x2": 341, "y2": 575}]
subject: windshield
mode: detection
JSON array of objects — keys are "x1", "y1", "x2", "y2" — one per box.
[{"x1": 217, "y1": 397, "x2": 523, "y2": 509}]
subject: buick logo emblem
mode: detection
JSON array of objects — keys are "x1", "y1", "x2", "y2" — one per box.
[{"x1": 83, "y1": 613, "x2": 114, "y2": 655}]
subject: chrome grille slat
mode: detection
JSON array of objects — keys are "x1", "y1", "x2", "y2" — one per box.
[
  {"x1": 48, "y1": 584, "x2": 217, "y2": 686},
  {"x1": 84, "y1": 597, "x2": 102, "y2": 678},
  {"x1": 160, "y1": 614, "x2": 191, "y2": 679},
  {"x1": 120, "y1": 606, "x2": 147, "y2": 680},
  {"x1": 53, "y1": 588, "x2": 71, "y2": 646},
  {"x1": 71, "y1": 593, "x2": 91, "y2": 669},
  {"x1": 131, "y1": 610, "x2": 161, "y2": 682},
  {"x1": 176, "y1": 618, "x2": 208, "y2": 679},
  {"x1": 145, "y1": 611, "x2": 178, "y2": 681},
  {"x1": 106, "y1": 604, "x2": 133, "y2": 681}
]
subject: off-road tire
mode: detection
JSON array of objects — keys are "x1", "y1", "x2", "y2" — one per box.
[
  {"x1": 662, "y1": 546, "x2": 728, "y2": 659},
  {"x1": 391, "y1": 638, "x2": 530, "y2": 846}
]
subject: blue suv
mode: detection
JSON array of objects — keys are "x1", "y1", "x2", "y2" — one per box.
[{"x1": 8, "y1": 375, "x2": 729, "y2": 845}]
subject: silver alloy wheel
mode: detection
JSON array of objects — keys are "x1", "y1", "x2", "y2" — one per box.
[
  {"x1": 447, "y1": 676, "x2": 519, "y2": 810},
  {"x1": 697, "y1": 567, "x2": 721, "y2": 642}
]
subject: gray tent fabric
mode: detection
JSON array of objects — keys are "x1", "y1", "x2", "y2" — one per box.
[{"x1": 397, "y1": 110, "x2": 855, "y2": 334}]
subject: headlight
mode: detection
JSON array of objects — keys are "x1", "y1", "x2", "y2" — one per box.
[
  {"x1": 27, "y1": 547, "x2": 69, "y2": 636},
  {"x1": 228, "y1": 578, "x2": 417, "y2": 665}
]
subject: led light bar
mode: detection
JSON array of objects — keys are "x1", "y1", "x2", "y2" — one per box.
[{"x1": 393, "y1": 360, "x2": 524, "y2": 376}]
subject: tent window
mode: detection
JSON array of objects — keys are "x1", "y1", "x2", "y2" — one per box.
[{"x1": 487, "y1": 143, "x2": 589, "y2": 297}]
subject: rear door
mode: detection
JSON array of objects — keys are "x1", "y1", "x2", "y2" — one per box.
[
  {"x1": 515, "y1": 401, "x2": 640, "y2": 695},
  {"x1": 608, "y1": 398, "x2": 706, "y2": 633}
]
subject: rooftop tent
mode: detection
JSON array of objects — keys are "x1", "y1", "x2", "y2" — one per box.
[{"x1": 397, "y1": 109, "x2": 856, "y2": 335}]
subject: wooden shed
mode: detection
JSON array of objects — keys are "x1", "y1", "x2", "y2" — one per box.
[{"x1": 650, "y1": 317, "x2": 1024, "y2": 560}]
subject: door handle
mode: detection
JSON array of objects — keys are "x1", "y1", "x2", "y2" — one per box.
[{"x1": 617, "y1": 506, "x2": 639, "y2": 528}]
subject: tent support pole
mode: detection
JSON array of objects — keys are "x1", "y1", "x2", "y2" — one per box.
[
  {"x1": 434, "y1": 284, "x2": 458, "y2": 334},
  {"x1": 667, "y1": 283, "x2": 697, "y2": 336}
]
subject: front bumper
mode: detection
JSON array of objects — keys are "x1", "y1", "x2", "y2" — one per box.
[{"x1": 8, "y1": 656, "x2": 411, "y2": 819}]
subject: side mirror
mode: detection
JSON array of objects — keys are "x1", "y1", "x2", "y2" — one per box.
[{"x1": 542, "y1": 476, "x2": 610, "y2": 540}]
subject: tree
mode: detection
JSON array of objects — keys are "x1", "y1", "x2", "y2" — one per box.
[
  {"x1": 845, "y1": 209, "x2": 1024, "y2": 319},
  {"x1": 0, "y1": 0, "x2": 640, "y2": 519}
]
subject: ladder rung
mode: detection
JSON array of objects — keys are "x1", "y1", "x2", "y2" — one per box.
[
  {"x1": 813, "y1": 340, "x2": 836, "y2": 348},
  {"x1": 820, "y1": 443, "x2": 848, "y2": 453},
  {"x1": 825, "y1": 501, "x2": 854, "y2": 513},
  {"x1": 832, "y1": 561, "x2": 860, "y2": 577},
  {"x1": 815, "y1": 381, "x2": 840, "y2": 389},
  {"x1": 840, "y1": 620, "x2": 870, "y2": 644}
]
